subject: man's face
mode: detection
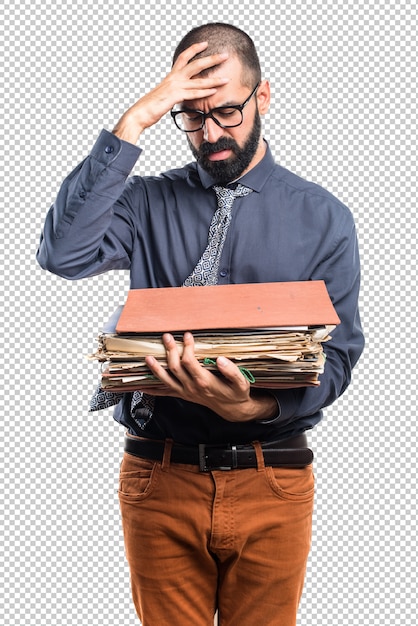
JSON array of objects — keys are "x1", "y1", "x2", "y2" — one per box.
[
  {"x1": 187, "y1": 111, "x2": 262, "y2": 185},
  {"x1": 183, "y1": 56, "x2": 267, "y2": 185}
]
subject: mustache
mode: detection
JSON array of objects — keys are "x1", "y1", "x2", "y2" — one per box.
[{"x1": 198, "y1": 137, "x2": 238, "y2": 157}]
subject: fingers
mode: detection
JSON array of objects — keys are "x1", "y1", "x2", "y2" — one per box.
[
  {"x1": 144, "y1": 350, "x2": 183, "y2": 394},
  {"x1": 145, "y1": 332, "x2": 248, "y2": 390},
  {"x1": 144, "y1": 333, "x2": 197, "y2": 390},
  {"x1": 173, "y1": 41, "x2": 229, "y2": 77},
  {"x1": 163, "y1": 332, "x2": 204, "y2": 381},
  {"x1": 184, "y1": 52, "x2": 229, "y2": 79},
  {"x1": 216, "y1": 356, "x2": 249, "y2": 390},
  {"x1": 172, "y1": 41, "x2": 210, "y2": 67},
  {"x1": 172, "y1": 42, "x2": 230, "y2": 97}
]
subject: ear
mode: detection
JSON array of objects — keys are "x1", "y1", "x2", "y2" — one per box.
[{"x1": 256, "y1": 79, "x2": 271, "y2": 115}]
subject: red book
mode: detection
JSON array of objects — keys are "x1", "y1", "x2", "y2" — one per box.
[{"x1": 116, "y1": 281, "x2": 340, "y2": 334}]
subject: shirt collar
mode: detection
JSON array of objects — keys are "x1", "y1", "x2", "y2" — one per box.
[{"x1": 197, "y1": 140, "x2": 276, "y2": 192}]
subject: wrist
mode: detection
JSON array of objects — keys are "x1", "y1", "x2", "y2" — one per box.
[
  {"x1": 243, "y1": 391, "x2": 279, "y2": 422},
  {"x1": 112, "y1": 111, "x2": 145, "y2": 145}
]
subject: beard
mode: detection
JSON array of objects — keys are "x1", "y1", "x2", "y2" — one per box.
[{"x1": 187, "y1": 110, "x2": 262, "y2": 185}]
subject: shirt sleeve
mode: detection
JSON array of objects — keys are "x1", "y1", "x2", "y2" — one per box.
[
  {"x1": 269, "y1": 207, "x2": 365, "y2": 426},
  {"x1": 36, "y1": 130, "x2": 142, "y2": 279}
]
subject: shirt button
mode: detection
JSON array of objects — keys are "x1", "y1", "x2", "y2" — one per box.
[
  {"x1": 79, "y1": 190, "x2": 86, "y2": 199},
  {"x1": 219, "y1": 269, "x2": 228, "y2": 278},
  {"x1": 104, "y1": 145, "x2": 114, "y2": 154}
]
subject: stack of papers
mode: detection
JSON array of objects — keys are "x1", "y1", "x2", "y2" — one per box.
[{"x1": 88, "y1": 282, "x2": 340, "y2": 391}]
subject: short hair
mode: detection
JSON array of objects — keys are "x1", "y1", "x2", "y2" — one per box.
[{"x1": 172, "y1": 23, "x2": 261, "y2": 87}]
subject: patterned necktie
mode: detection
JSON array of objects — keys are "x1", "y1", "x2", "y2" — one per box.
[{"x1": 183, "y1": 184, "x2": 253, "y2": 287}]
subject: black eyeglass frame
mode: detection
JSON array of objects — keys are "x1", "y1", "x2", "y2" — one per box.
[{"x1": 170, "y1": 82, "x2": 260, "y2": 133}]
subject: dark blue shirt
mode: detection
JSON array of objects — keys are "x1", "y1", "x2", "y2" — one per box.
[{"x1": 37, "y1": 129, "x2": 364, "y2": 444}]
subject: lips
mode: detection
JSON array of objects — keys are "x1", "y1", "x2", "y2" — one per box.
[{"x1": 207, "y1": 149, "x2": 233, "y2": 161}]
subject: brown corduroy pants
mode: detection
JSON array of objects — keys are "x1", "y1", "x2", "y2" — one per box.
[{"x1": 118, "y1": 439, "x2": 314, "y2": 626}]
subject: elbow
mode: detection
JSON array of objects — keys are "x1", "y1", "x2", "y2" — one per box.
[{"x1": 36, "y1": 238, "x2": 83, "y2": 280}]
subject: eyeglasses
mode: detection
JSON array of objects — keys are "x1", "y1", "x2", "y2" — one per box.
[{"x1": 170, "y1": 82, "x2": 260, "y2": 133}]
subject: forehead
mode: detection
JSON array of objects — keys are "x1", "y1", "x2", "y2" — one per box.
[{"x1": 187, "y1": 59, "x2": 249, "y2": 110}]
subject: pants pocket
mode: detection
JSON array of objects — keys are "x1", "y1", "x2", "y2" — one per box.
[
  {"x1": 266, "y1": 464, "x2": 315, "y2": 501},
  {"x1": 118, "y1": 453, "x2": 159, "y2": 501}
]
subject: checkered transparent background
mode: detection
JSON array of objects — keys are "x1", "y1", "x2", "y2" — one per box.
[{"x1": 1, "y1": 0, "x2": 416, "y2": 624}]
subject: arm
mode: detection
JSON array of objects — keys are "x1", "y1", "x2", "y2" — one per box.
[
  {"x1": 37, "y1": 43, "x2": 230, "y2": 279},
  {"x1": 271, "y1": 209, "x2": 365, "y2": 426},
  {"x1": 36, "y1": 132, "x2": 141, "y2": 278}
]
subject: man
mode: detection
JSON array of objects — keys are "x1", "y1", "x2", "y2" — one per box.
[{"x1": 37, "y1": 23, "x2": 364, "y2": 626}]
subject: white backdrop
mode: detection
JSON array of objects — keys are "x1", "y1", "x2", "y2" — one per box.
[{"x1": 1, "y1": 0, "x2": 416, "y2": 624}]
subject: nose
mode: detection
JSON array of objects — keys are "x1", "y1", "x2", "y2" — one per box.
[{"x1": 202, "y1": 116, "x2": 225, "y2": 143}]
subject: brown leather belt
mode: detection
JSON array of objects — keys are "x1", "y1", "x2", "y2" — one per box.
[{"x1": 124, "y1": 433, "x2": 313, "y2": 471}]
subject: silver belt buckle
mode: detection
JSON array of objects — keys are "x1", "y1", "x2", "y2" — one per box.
[{"x1": 198, "y1": 444, "x2": 238, "y2": 472}]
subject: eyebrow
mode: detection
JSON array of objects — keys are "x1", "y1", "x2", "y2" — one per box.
[{"x1": 180, "y1": 100, "x2": 240, "y2": 111}]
